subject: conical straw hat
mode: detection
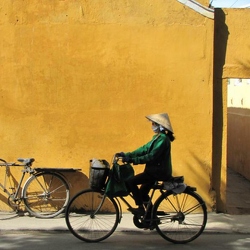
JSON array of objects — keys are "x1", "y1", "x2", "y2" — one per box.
[{"x1": 145, "y1": 113, "x2": 174, "y2": 133}]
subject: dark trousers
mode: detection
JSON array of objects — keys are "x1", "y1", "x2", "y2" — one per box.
[{"x1": 126, "y1": 172, "x2": 156, "y2": 206}]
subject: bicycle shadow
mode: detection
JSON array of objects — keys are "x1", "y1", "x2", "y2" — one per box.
[
  {"x1": 57, "y1": 171, "x2": 89, "y2": 198},
  {"x1": 0, "y1": 169, "x2": 22, "y2": 212},
  {"x1": 0, "y1": 193, "x2": 10, "y2": 208}
]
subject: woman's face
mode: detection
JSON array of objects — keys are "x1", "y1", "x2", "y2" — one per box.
[{"x1": 151, "y1": 122, "x2": 160, "y2": 133}]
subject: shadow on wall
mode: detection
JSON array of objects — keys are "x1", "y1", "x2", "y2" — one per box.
[
  {"x1": 62, "y1": 171, "x2": 89, "y2": 197},
  {"x1": 213, "y1": 8, "x2": 229, "y2": 212},
  {"x1": 182, "y1": 152, "x2": 217, "y2": 212}
]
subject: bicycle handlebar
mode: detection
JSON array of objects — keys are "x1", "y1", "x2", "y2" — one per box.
[
  {"x1": 112, "y1": 155, "x2": 124, "y2": 164},
  {"x1": 0, "y1": 158, "x2": 17, "y2": 166},
  {"x1": 0, "y1": 158, "x2": 35, "y2": 167},
  {"x1": 0, "y1": 158, "x2": 7, "y2": 163}
]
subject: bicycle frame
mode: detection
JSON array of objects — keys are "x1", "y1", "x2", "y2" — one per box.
[
  {"x1": 0, "y1": 158, "x2": 53, "y2": 206},
  {"x1": 100, "y1": 157, "x2": 168, "y2": 223},
  {"x1": 0, "y1": 162, "x2": 28, "y2": 203},
  {"x1": 112, "y1": 182, "x2": 166, "y2": 224}
]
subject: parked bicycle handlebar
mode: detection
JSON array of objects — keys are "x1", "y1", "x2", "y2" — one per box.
[{"x1": 0, "y1": 158, "x2": 35, "y2": 167}]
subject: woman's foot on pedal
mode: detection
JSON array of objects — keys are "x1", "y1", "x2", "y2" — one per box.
[
  {"x1": 143, "y1": 217, "x2": 161, "y2": 230},
  {"x1": 128, "y1": 206, "x2": 145, "y2": 215}
]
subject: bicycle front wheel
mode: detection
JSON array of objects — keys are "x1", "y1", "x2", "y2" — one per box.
[
  {"x1": 154, "y1": 187, "x2": 207, "y2": 244},
  {"x1": 23, "y1": 172, "x2": 70, "y2": 218},
  {"x1": 65, "y1": 189, "x2": 119, "y2": 242}
]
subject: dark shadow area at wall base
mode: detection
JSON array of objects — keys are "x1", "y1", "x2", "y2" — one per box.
[{"x1": 226, "y1": 167, "x2": 250, "y2": 214}]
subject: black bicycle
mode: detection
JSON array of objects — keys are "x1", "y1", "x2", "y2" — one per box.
[{"x1": 65, "y1": 157, "x2": 207, "y2": 244}]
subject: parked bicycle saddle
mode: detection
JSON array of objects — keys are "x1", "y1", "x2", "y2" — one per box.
[{"x1": 17, "y1": 158, "x2": 35, "y2": 165}]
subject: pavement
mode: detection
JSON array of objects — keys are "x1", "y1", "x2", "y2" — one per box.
[
  {"x1": 0, "y1": 212, "x2": 250, "y2": 234},
  {"x1": 1, "y1": 167, "x2": 250, "y2": 235}
]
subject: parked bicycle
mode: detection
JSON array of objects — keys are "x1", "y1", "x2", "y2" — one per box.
[
  {"x1": 0, "y1": 158, "x2": 70, "y2": 219},
  {"x1": 65, "y1": 156, "x2": 207, "y2": 244}
]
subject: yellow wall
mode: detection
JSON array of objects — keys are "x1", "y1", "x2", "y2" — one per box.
[
  {"x1": 222, "y1": 9, "x2": 250, "y2": 79},
  {"x1": 213, "y1": 8, "x2": 250, "y2": 212},
  {"x1": 0, "y1": 1, "x2": 215, "y2": 211}
]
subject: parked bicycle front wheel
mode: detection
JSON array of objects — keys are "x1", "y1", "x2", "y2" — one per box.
[
  {"x1": 154, "y1": 187, "x2": 207, "y2": 244},
  {"x1": 23, "y1": 172, "x2": 70, "y2": 218},
  {"x1": 65, "y1": 189, "x2": 119, "y2": 242}
]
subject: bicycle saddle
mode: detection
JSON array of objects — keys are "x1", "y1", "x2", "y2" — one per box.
[{"x1": 17, "y1": 158, "x2": 35, "y2": 165}]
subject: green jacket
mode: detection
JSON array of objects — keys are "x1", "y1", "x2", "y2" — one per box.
[{"x1": 125, "y1": 132, "x2": 172, "y2": 181}]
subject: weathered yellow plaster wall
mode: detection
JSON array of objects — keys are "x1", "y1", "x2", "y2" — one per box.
[
  {"x1": 0, "y1": 1, "x2": 214, "y2": 211},
  {"x1": 222, "y1": 9, "x2": 250, "y2": 79}
]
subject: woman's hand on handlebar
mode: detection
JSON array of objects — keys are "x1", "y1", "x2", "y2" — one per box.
[
  {"x1": 121, "y1": 155, "x2": 132, "y2": 163},
  {"x1": 115, "y1": 153, "x2": 132, "y2": 164},
  {"x1": 115, "y1": 152, "x2": 125, "y2": 157}
]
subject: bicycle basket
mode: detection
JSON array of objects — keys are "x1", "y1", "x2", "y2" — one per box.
[{"x1": 89, "y1": 158, "x2": 110, "y2": 190}]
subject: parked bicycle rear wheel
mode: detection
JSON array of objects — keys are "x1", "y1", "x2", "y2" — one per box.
[
  {"x1": 65, "y1": 189, "x2": 119, "y2": 242},
  {"x1": 154, "y1": 187, "x2": 207, "y2": 244},
  {"x1": 23, "y1": 172, "x2": 70, "y2": 218}
]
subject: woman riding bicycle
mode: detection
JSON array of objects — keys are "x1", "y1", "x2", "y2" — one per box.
[
  {"x1": 116, "y1": 112, "x2": 175, "y2": 215},
  {"x1": 66, "y1": 113, "x2": 207, "y2": 243}
]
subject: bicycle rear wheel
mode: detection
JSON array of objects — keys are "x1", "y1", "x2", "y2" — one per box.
[
  {"x1": 23, "y1": 172, "x2": 70, "y2": 218},
  {"x1": 65, "y1": 189, "x2": 119, "y2": 242},
  {"x1": 154, "y1": 187, "x2": 207, "y2": 244}
]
